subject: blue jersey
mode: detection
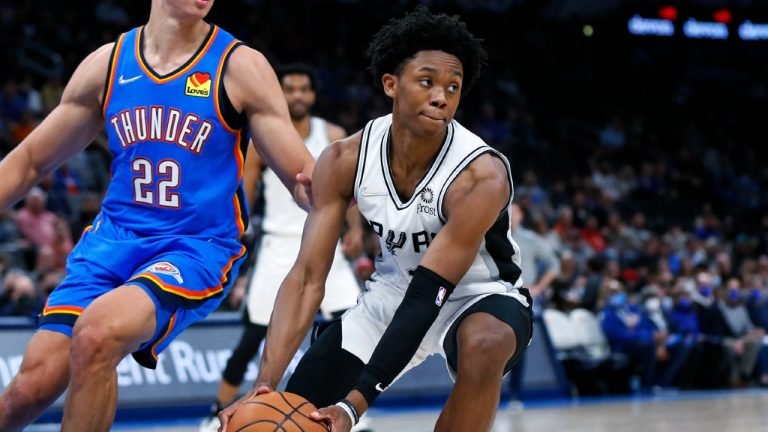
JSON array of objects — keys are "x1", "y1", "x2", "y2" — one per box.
[{"x1": 101, "y1": 24, "x2": 248, "y2": 239}]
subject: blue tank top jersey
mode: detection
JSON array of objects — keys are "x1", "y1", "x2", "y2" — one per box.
[{"x1": 101, "y1": 24, "x2": 248, "y2": 239}]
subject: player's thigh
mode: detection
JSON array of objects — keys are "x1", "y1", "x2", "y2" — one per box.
[
  {"x1": 444, "y1": 294, "x2": 533, "y2": 377},
  {"x1": 285, "y1": 320, "x2": 365, "y2": 407},
  {"x1": 71, "y1": 284, "x2": 157, "y2": 357}
]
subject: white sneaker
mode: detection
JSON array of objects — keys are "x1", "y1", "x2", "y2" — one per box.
[{"x1": 199, "y1": 415, "x2": 221, "y2": 432}]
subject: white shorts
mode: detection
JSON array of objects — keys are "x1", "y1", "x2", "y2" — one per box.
[
  {"x1": 247, "y1": 234, "x2": 361, "y2": 325},
  {"x1": 340, "y1": 278, "x2": 530, "y2": 382}
]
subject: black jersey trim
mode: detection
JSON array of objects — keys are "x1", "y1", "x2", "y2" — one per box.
[
  {"x1": 380, "y1": 122, "x2": 454, "y2": 210},
  {"x1": 436, "y1": 147, "x2": 489, "y2": 223},
  {"x1": 100, "y1": 33, "x2": 125, "y2": 118},
  {"x1": 217, "y1": 41, "x2": 246, "y2": 131},
  {"x1": 484, "y1": 211, "x2": 522, "y2": 284},
  {"x1": 353, "y1": 119, "x2": 374, "y2": 198},
  {"x1": 137, "y1": 23, "x2": 215, "y2": 81}
]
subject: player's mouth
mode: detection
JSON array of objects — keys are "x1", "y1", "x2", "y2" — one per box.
[
  {"x1": 420, "y1": 113, "x2": 445, "y2": 123},
  {"x1": 195, "y1": 0, "x2": 211, "y2": 8}
]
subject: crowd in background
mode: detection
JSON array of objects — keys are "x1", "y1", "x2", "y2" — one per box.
[{"x1": 1, "y1": 0, "x2": 768, "y2": 393}]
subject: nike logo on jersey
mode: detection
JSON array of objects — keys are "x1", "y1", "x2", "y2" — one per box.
[
  {"x1": 375, "y1": 382, "x2": 387, "y2": 392},
  {"x1": 118, "y1": 74, "x2": 142, "y2": 85}
]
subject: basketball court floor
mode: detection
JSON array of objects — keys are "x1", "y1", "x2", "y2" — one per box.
[{"x1": 26, "y1": 389, "x2": 768, "y2": 431}]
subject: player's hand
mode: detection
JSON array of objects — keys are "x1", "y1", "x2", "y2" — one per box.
[
  {"x1": 218, "y1": 384, "x2": 273, "y2": 432},
  {"x1": 342, "y1": 228, "x2": 364, "y2": 258},
  {"x1": 294, "y1": 172, "x2": 313, "y2": 211},
  {"x1": 310, "y1": 405, "x2": 351, "y2": 432}
]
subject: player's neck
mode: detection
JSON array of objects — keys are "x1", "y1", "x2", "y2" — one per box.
[
  {"x1": 292, "y1": 115, "x2": 312, "y2": 140},
  {"x1": 389, "y1": 119, "x2": 446, "y2": 174},
  {"x1": 144, "y1": 15, "x2": 210, "y2": 63}
]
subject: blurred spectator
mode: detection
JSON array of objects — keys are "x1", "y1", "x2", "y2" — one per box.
[
  {"x1": 509, "y1": 203, "x2": 560, "y2": 300},
  {"x1": 0, "y1": 271, "x2": 43, "y2": 318},
  {"x1": 717, "y1": 279, "x2": 764, "y2": 386},
  {"x1": 15, "y1": 187, "x2": 57, "y2": 248},
  {"x1": 600, "y1": 279, "x2": 666, "y2": 390}
]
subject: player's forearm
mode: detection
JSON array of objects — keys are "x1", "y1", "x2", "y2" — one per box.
[
  {"x1": 0, "y1": 147, "x2": 44, "y2": 211},
  {"x1": 256, "y1": 272, "x2": 325, "y2": 388}
]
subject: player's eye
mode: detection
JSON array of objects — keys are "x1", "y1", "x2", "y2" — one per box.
[
  {"x1": 447, "y1": 84, "x2": 460, "y2": 93},
  {"x1": 419, "y1": 78, "x2": 432, "y2": 87}
]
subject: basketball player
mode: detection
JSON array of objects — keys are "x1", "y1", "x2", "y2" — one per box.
[
  {"x1": 219, "y1": 7, "x2": 533, "y2": 432},
  {"x1": 199, "y1": 64, "x2": 363, "y2": 432},
  {"x1": 0, "y1": 1, "x2": 316, "y2": 430}
]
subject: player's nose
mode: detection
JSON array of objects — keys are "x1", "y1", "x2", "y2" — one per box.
[{"x1": 429, "y1": 88, "x2": 447, "y2": 109}]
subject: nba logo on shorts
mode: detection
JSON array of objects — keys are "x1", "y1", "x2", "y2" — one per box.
[
  {"x1": 435, "y1": 287, "x2": 447, "y2": 306},
  {"x1": 185, "y1": 72, "x2": 211, "y2": 97}
]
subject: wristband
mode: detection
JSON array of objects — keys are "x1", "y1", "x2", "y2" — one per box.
[{"x1": 335, "y1": 399, "x2": 359, "y2": 425}]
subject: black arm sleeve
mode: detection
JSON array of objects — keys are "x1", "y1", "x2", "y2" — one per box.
[{"x1": 352, "y1": 265, "x2": 455, "y2": 404}]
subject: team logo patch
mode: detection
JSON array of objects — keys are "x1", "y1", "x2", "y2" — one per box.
[
  {"x1": 420, "y1": 187, "x2": 434, "y2": 204},
  {"x1": 435, "y1": 286, "x2": 447, "y2": 306},
  {"x1": 146, "y1": 262, "x2": 184, "y2": 284},
  {"x1": 185, "y1": 72, "x2": 211, "y2": 97}
]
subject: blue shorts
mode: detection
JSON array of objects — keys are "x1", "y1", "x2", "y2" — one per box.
[{"x1": 39, "y1": 215, "x2": 246, "y2": 369}]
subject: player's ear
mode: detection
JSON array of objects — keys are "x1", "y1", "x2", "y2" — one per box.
[{"x1": 382, "y1": 74, "x2": 397, "y2": 99}]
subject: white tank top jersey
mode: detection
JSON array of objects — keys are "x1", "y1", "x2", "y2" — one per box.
[
  {"x1": 353, "y1": 114, "x2": 524, "y2": 299},
  {"x1": 261, "y1": 117, "x2": 330, "y2": 236}
]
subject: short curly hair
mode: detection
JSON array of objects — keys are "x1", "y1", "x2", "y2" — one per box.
[
  {"x1": 367, "y1": 6, "x2": 487, "y2": 94},
  {"x1": 275, "y1": 63, "x2": 317, "y2": 90}
]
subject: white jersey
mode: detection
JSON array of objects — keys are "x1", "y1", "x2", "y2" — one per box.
[
  {"x1": 261, "y1": 117, "x2": 330, "y2": 236},
  {"x1": 353, "y1": 114, "x2": 524, "y2": 299}
]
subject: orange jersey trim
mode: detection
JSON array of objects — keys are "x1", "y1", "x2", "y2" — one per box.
[
  {"x1": 135, "y1": 26, "x2": 219, "y2": 85},
  {"x1": 130, "y1": 245, "x2": 245, "y2": 300},
  {"x1": 43, "y1": 305, "x2": 85, "y2": 316},
  {"x1": 132, "y1": 272, "x2": 223, "y2": 300},
  {"x1": 102, "y1": 33, "x2": 126, "y2": 118},
  {"x1": 233, "y1": 130, "x2": 245, "y2": 236},
  {"x1": 150, "y1": 312, "x2": 177, "y2": 361},
  {"x1": 213, "y1": 40, "x2": 242, "y2": 134}
]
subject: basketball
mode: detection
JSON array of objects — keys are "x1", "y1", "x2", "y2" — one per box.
[{"x1": 227, "y1": 392, "x2": 330, "y2": 432}]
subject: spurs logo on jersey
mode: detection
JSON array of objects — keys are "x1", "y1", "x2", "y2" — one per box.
[{"x1": 354, "y1": 114, "x2": 524, "y2": 297}]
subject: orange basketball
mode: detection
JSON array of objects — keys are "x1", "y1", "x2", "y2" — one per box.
[{"x1": 228, "y1": 392, "x2": 330, "y2": 432}]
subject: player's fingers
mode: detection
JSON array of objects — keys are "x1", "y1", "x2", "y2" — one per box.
[
  {"x1": 311, "y1": 407, "x2": 334, "y2": 422},
  {"x1": 217, "y1": 409, "x2": 231, "y2": 432},
  {"x1": 296, "y1": 172, "x2": 312, "y2": 185},
  {"x1": 255, "y1": 385, "x2": 273, "y2": 396}
]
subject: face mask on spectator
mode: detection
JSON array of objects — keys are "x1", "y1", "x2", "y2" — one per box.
[
  {"x1": 609, "y1": 292, "x2": 627, "y2": 308},
  {"x1": 727, "y1": 288, "x2": 742, "y2": 303},
  {"x1": 646, "y1": 297, "x2": 661, "y2": 312},
  {"x1": 699, "y1": 285, "x2": 712, "y2": 297},
  {"x1": 677, "y1": 298, "x2": 693, "y2": 311},
  {"x1": 750, "y1": 288, "x2": 763, "y2": 302}
]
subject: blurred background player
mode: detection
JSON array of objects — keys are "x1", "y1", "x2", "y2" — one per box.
[
  {"x1": 199, "y1": 63, "x2": 365, "y2": 432},
  {"x1": 0, "y1": 0, "x2": 315, "y2": 430},
  {"x1": 219, "y1": 7, "x2": 534, "y2": 432}
]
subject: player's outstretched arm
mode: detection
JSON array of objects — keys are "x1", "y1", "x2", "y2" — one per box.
[
  {"x1": 218, "y1": 133, "x2": 360, "y2": 432},
  {"x1": 225, "y1": 47, "x2": 315, "y2": 211},
  {"x1": 314, "y1": 153, "x2": 511, "y2": 430},
  {"x1": 0, "y1": 44, "x2": 112, "y2": 211}
]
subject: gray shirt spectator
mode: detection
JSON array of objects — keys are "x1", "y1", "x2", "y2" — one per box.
[{"x1": 509, "y1": 204, "x2": 560, "y2": 296}]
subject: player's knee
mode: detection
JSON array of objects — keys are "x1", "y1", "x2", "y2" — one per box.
[
  {"x1": 70, "y1": 323, "x2": 122, "y2": 371},
  {"x1": 458, "y1": 321, "x2": 516, "y2": 374}
]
